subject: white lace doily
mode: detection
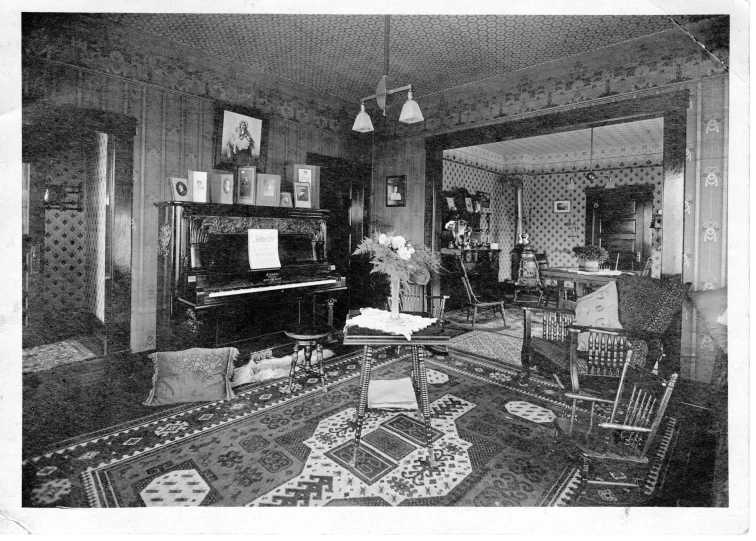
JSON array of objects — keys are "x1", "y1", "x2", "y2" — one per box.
[{"x1": 345, "y1": 308, "x2": 436, "y2": 340}]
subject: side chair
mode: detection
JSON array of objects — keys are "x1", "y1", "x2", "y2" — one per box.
[{"x1": 455, "y1": 255, "x2": 507, "y2": 330}]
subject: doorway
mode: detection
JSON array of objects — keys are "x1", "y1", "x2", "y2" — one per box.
[
  {"x1": 585, "y1": 184, "x2": 654, "y2": 272},
  {"x1": 22, "y1": 102, "x2": 135, "y2": 358},
  {"x1": 306, "y1": 153, "x2": 372, "y2": 317}
]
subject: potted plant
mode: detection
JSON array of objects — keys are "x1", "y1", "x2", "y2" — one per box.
[
  {"x1": 354, "y1": 231, "x2": 441, "y2": 322},
  {"x1": 572, "y1": 244, "x2": 609, "y2": 271}
]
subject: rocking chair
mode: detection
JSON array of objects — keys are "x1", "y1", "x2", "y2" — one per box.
[{"x1": 554, "y1": 353, "x2": 678, "y2": 495}]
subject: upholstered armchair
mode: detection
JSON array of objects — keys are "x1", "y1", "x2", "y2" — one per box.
[{"x1": 520, "y1": 274, "x2": 690, "y2": 393}]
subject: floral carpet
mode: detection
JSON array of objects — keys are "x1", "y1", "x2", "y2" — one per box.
[
  {"x1": 23, "y1": 340, "x2": 97, "y2": 373},
  {"x1": 22, "y1": 348, "x2": 676, "y2": 508}
]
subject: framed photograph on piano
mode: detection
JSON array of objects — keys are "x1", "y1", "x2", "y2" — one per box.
[
  {"x1": 212, "y1": 103, "x2": 269, "y2": 172},
  {"x1": 256, "y1": 174, "x2": 281, "y2": 206},
  {"x1": 237, "y1": 166, "x2": 256, "y2": 205},
  {"x1": 293, "y1": 182, "x2": 312, "y2": 208}
]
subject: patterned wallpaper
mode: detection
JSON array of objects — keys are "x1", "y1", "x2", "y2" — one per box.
[
  {"x1": 521, "y1": 165, "x2": 663, "y2": 269},
  {"x1": 44, "y1": 207, "x2": 87, "y2": 316},
  {"x1": 445, "y1": 145, "x2": 664, "y2": 278},
  {"x1": 442, "y1": 148, "x2": 516, "y2": 280},
  {"x1": 40, "y1": 143, "x2": 90, "y2": 318}
]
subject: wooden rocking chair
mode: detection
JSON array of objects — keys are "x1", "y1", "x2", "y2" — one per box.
[{"x1": 554, "y1": 353, "x2": 678, "y2": 495}]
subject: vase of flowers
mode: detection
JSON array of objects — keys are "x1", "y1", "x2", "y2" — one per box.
[
  {"x1": 354, "y1": 231, "x2": 441, "y2": 321},
  {"x1": 572, "y1": 244, "x2": 609, "y2": 271}
]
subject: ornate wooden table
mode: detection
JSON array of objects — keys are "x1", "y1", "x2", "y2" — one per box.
[
  {"x1": 342, "y1": 313, "x2": 452, "y2": 468},
  {"x1": 540, "y1": 267, "x2": 624, "y2": 308}
]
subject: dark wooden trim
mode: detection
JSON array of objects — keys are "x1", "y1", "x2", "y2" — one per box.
[{"x1": 22, "y1": 99, "x2": 138, "y2": 158}]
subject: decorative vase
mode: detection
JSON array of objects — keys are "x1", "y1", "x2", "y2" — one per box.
[{"x1": 389, "y1": 275, "x2": 401, "y2": 320}]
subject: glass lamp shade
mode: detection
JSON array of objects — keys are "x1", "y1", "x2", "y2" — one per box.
[
  {"x1": 352, "y1": 103, "x2": 374, "y2": 133},
  {"x1": 399, "y1": 91, "x2": 424, "y2": 124}
]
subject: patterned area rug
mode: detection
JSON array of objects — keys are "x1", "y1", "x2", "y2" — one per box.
[
  {"x1": 21, "y1": 348, "x2": 676, "y2": 508},
  {"x1": 448, "y1": 331, "x2": 523, "y2": 368},
  {"x1": 23, "y1": 340, "x2": 97, "y2": 373}
]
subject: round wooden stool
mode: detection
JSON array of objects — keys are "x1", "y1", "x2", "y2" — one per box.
[{"x1": 284, "y1": 322, "x2": 332, "y2": 393}]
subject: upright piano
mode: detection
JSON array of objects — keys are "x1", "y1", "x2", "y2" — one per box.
[{"x1": 156, "y1": 202, "x2": 346, "y2": 348}]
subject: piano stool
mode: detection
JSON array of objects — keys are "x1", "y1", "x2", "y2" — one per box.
[{"x1": 284, "y1": 322, "x2": 333, "y2": 393}]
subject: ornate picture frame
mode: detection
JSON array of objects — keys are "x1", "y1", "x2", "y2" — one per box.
[{"x1": 212, "y1": 103, "x2": 269, "y2": 171}]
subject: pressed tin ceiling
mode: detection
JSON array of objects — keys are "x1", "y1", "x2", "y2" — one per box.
[{"x1": 99, "y1": 14, "x2": 680, "y2": 104}]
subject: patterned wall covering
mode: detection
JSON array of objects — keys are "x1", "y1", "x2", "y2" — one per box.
[
  {"x1": 442, "y1": 147, "x2": 516, "y2": 280},
  {"x1": 43, "y1": 209, "x2": 87, "y2": 316},
  {"x1": 679, "y1": 76, "x2": 728, "y2": 383},
  {"x1": 23, "y1": 14, "x2": 364, "y2": 352},
  {"x1": 521, "y1": 165, "x2": 663, "y2": 269}
]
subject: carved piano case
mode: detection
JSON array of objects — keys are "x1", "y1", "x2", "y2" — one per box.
[{"x1": 156, "y1": 202, "x2": 347, "y2": 349}]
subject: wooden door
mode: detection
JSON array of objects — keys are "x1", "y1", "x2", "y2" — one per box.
[
  {"x1": 585, "y1": 185, "x2": 653, "y2": 272},
  {"x1": 307, "y1": 153, "x2": 372, "y2": 313}
]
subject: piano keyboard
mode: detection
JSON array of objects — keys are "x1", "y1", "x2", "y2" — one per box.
[{"x1": 208, "y1": 278, "x2": 339, "y2": 298}]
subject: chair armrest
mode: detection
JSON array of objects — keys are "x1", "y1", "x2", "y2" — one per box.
[
  {"x1": 564, "y1": 392, "x2": 615, "y2": 404},
  {"x1": 598, "y1": 422, "x2": 652, "y2": 433}
]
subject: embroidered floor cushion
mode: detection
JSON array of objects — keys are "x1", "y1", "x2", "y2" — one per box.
[{"x1": 144, "y1": 347, "x2": 239, "y2": 406}]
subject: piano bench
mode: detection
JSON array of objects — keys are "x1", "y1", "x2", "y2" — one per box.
[{"x1": 285, "y1": 322, "x2": 333, "y2": 394}]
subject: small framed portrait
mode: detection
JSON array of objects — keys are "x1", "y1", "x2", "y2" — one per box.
[
  {"x1": 297, "y1": 167, "x2": 312, "y2": 183},
  {"x1": 256, "y1": 174, "x2": 281, "y2": 206},
  {"x1": 213, "y1": 104, "x2": 268, "y2": 171},
  {"x1": 237, "y1": 166, "x2": 256, "y2": 205},
  {"x1": 280, "y1": 192, "x2": 293, "y2": 208},
  {"x1": 386, "y1": 175, "x2": 406, "y2": 207},
  {"x1": 554, "y1": 200, "x2": 571, "y2": 213},
  {"x1": 294, "y1": 182, "x2": 312, "y2": 208}
]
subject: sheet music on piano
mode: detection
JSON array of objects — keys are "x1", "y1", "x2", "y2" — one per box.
[{"x1": 247, "y1": 229, "x2": 282, "y2": 270}]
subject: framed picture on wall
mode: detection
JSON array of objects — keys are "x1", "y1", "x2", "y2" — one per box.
[
  {"x1": 553, "y1": 200, "x2": 571, "y2": 213},
  {"x1": 386, "y1": 175, "x2": 406, "y2": 207},
  {"x1": 212, "y1": 103, "x2": 268, "y2": 171},
  {"x1": 280, "y1": 192, "x2": 293, "y2": 207}
]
